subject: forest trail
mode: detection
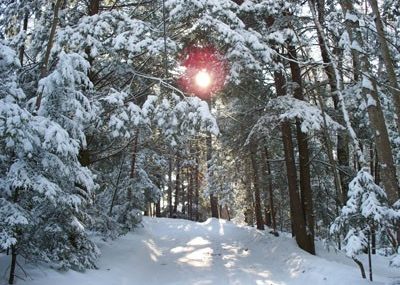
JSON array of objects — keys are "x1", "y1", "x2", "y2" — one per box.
[{"x1": 8, "y1": 217, "x2": 399, "y2": 285}]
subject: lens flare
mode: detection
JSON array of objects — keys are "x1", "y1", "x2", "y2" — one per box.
[
  {"x1": 177, "y1": 45, "x2": 227, "y2": 100},
  {"x1": 195, "y1": 70, "x2": 212, "y2": 89}
]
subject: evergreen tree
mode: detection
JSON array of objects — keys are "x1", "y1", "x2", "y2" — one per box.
[
  {"x1": 0, "y1": 42, "x2": 98, "y2": 284},
  {"x1": 331, "y1": 168, "x2": 399, "y2": 279}
]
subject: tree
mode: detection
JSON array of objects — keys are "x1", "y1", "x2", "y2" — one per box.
[
  {"x1": 0, "y1": 43, "x2": 98, "y2": 284},
  {"x1": 331, "y1": 168, "x2": 399, "y2": 280},
  {"x1": 336, "y1": 0, "x2": 399, "y2": 205}
]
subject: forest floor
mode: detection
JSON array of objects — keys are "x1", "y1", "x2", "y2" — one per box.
[{"x1": 1, "y1": 217, "x2": 399, "y2": 285}]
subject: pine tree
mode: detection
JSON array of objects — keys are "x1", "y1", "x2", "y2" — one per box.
[
  {"x1": 0, "y1": 43, "x2": 98, "y2": 284},
  {"x1": 331, "y1": 168, "x2": 399, "y2": 280}
]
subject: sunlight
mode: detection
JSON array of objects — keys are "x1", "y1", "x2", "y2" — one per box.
[
  {"x1": 178, "y1": 247, "x2": 213, "y2": 267},
  {"x1": 287, "y1": 254, "x2": 304, "y2": 278},
  {"x1": 219, "y1": 220, "x2": 225, "y2": 236},
  {"x1": 143, "y1": 239, "x2": 162, "y2": 262},
  {"x1": 177, "y1": 46, "x2": 226, "y2": 99},
  {"x1": 171, "y1": 246, "x2": 195, "y2": 254},
  {"x1": 194, "y1": 70, "x2": 212, "y2": 89},
  {"x1": 187, "y1": 237, "x2": 211, "y2": 246}
]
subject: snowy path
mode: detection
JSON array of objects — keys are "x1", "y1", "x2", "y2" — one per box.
[{"x1": 4, "y1": 217, "x2": 400, "y2": 285}]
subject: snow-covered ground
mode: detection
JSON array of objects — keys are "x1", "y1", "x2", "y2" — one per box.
[{"x1": 1, "y1": 217, "x2": 399, "y2": 285}]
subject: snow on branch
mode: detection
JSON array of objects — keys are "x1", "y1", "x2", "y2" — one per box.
[
  {"x1": 55, "y1": 11, "x2": 175, "y2": 58},
  {"x1": 270, "y1": 95, "x2": 343, "y2": 133}
]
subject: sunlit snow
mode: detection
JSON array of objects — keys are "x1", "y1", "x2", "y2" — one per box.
[{"x1": 3, "y1": 217, "x2": 398, "y2": 285}]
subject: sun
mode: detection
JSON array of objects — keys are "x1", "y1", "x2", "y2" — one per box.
[
  {"x1": 177, "y1": 45, "x2": 227, "y2": 99},
  {"x1": 194, "y1": 69, "x2": 212, "y2": 89}
]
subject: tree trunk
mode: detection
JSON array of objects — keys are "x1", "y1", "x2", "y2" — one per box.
[
  {"x1": 207, "y1": 123, "x2": 219, "y2": 218},
  {"x1": 339, "y1": 0, "x2": 400, "y2": 205},
  {"x1": 187, "y1": 168, "x2": 193, "y2": 220},
  {"x1": 279, "y1": 184, "x2": 285, "y2": 232},
  {"x1": 368, "y1": 231, "x2": 373, "y2": 281},
  {"x1": 144, "y1": 203, "x2": 152, "y2": 217},
  {"x1": 155, "y1": 179, "x2": 162, "y2": 218},
  {"x1": 109, "y1": 156, "x2": 125, "y2": 215},
  {"x1": 288, "y1": 45, "x2": 315, "y2": 248},
  {"x1": 8, "y1": 189, "x2": 20, "y2": 285},
  {"x1": 374, "y1": 150, "x2": 380, "y2": 185},
  {"x1": 312, "y1": 0, "x2": 349, "y2": 201},
  {"x1": 353, "y1": 257, "x2": 366, "y2": 279},
  {"x1": 130, "y1": 132, "x2": 139, "y2": 178},
  {"x1": 265, "y1": 148, "x2": 277, "y2": 232},
  {"x1": 194, "y1": 152, "x2": 200, "y2": 221},
  {"x1": 371, "y1": 222, "x2": 376, "y2": 255},
  {"x1": 8, "y1": 245, "x2": 17, "y2": 285},
  {"x1": 370, "y1": 145, "x2": 374, "y2": 177},
  {"x1": 88, "y1": 0, "x2": 101, "y2": 16},
  {"x1": 174, "y1": 153, "x2": 181, "y2": 214},
  {"x1": 244, "y1": 159, "x2": 255, "y2": 226},
  {"x1": 225, "y1": 205, "x2": 231, "y2": 221},
  {"x1": 168, "y1": 156, "x2": 173, "y2": 217},
  {"x1": 155, "y1": 200, "x2": 161, "y2": 217},
  {"x1": 264, "y1": 209, "x2": 271, "y2": 227},
  {"x1": 181, "y1": 170, "x2": 186, "y2": 215},
  {"x1": 314, "y1": 84, "x2": 344, "y2": 206},
  {"x1": 274, "y1": 70, "x2": 315, "y2": 254},
  {"x1": 281, "y1": 120, "x2": 314, "y2": 254},
  {"x1": 19, "y1": 13, "x2": 28, "y2": 66},
  {"x1": 249, "y1": 141, "x2": 265, "y2": 230},
  {"x1": 35, "y1": 0, "x2": 62, "y2": 111},
  {"x1": 368, "y1": 0, "x2": 400, "y2": 134},
  {"x1": 309, "y1": 0, "x2": 364, "y2": 167}
]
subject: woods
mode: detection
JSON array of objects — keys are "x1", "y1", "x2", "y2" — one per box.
[{"x1": 1, "y1": 0, "x2": 400, "y2": 284}]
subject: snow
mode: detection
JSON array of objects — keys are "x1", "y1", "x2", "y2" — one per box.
[
  {"x1": 345, "y1": 11, "x2": 359, "y2": 23},
  {"x1": 343, "y1": 229, "x2": 367, "y2": 258},
  {"x1": 2, "y1": 217, "x2": 399, "y2": 285},
  {"x1": 390, "y1": 253, "x2": 400, "y2": 267},
  {"x1": 351, "y1": 40, "x2": 363, "y2": 52},
  {"x1": 367, "y1": 94, "x2": 377, "y2": 107},
  {"x1": 362, "y1": 75, "x2": 374, "y2": 91},
  {"x1": 266, "y1": 95, "x2": 344, "y2": 135},
  {"x1": 339, "y1": 31, "x2": 350, "y2": 49}
]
